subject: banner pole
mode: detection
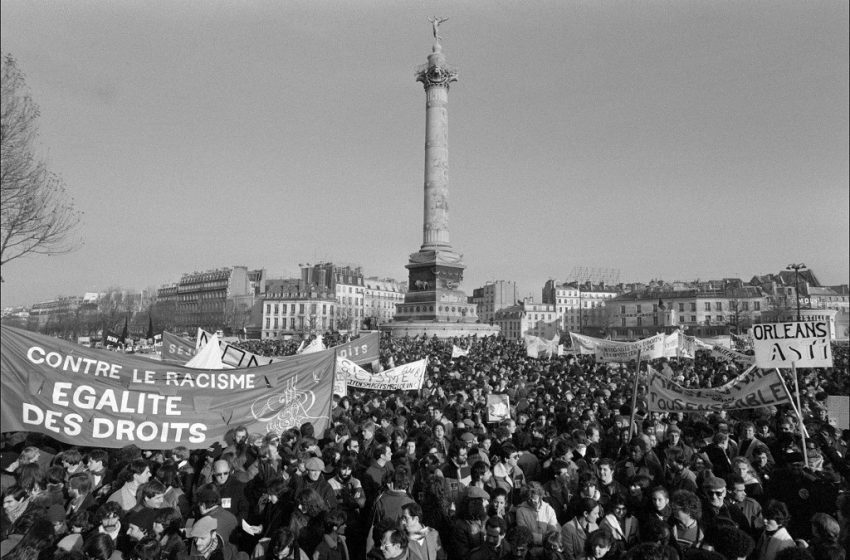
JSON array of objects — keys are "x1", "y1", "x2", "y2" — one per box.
[
  {"x1": 628, "y1": 350, "x2": 642, "y2": 440},
  {"x1": 791, "y1": 362, "x2": 808, "y2": 465},
  {"x1": 774, "y1": 368, "x2": 809, "y2": 438}
]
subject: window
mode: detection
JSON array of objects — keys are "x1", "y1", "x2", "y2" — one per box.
[
  {"x1": 705, "y1": 302, "x2": 711, "y2": 311},
  {"x1": 265, "y1": 318, "x2": 270, "y2": 328},
  {"x1": 621, "y1": 305, "x2": 626, "y2": 314},
  {"x1": 690, "y1": 316, "x2": 696, "y2": 323},
  {"x1": 717, "y1": 315, "x2": 724, "y2": 323},
  {"x1": 715, "y1": 302, "x2": 723, "y2": 311},
  {"x1": 690, "y1": 303, "x2": 697, "y2": 312},
  {"x1": 653, "y1": 315, "x2": 658, "y2": 325},
  {"x1": 742, "y1": 301, "x2": 749, "y2": 311},
  {"x1": 753, "y1": 302, "x2": 761, "y2": 310},
  {"x1": 637, "y1": 317, "x2": 643, "y2": 326},
  {"x1": 636, "y1": 304, "x2": 642, "y2": 314},
  {"x1": 679, "y1": 303, "x2": 685, "y2": 312}
]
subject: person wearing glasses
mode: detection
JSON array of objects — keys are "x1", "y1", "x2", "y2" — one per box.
[
  {"x1": 379, "y1": 528, "x2": 410, "y2": 560},
  {"x1": 699, "y1": 473, "x2": 747, "y2": 538},
  {"x1": 209, "y1": 459, "x2": 249, "y2": 525}
]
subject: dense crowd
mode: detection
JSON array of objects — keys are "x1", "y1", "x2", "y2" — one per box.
[{"x1": 1, "y1": 334, "x2": 848, "y2": 560}]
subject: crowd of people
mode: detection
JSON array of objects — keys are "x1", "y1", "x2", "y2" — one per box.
[{"x1": 1, "y1": 333, "x2": 848, "y2": 560}]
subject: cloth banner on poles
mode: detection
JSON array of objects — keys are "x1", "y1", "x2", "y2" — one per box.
[
  {"x1": 752, "y1": 321, "x2": 833, "y2": 369},
  {"x1": 568, "y1": 332, "x2": 598, "y2": 355},
  {"x1": 194, "y1": 330, "x2": 380, "y2": 369},
  {"x1": 647, "y1": 366, "x2": 791, "y2": 412},
  {"x1": 709, "y1": 344, "x2": 756, "y2": 365},
  {"x1": 0, "y1": 326, "x2": 335, "y2": 450},
  {"x1": 451, "y1": 345, "x2": 469, "y2": 358},
  {"x1": 161, "y1": 332, "x2": 199, "y2": 364},
  {"x1": 595, "y1": 334, "x2": 665, "y2": 362},
  {"x1": 341, "y1": 357, "x2": 427, "y2": 391},
  {"x1": 486, "y1": 394, "x2": 511, "y2": 423},
  {"x1": 524, "y1": 335, "x2": 559, "y2": 358},
  {"x1": 663, "y1": 333, "x2": 680, "y2": 358}
]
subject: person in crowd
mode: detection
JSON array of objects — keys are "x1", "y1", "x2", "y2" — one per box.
[
  {"x1": 402, "y1": 502, "x2": 445, "y2": 560},
  {"x1": 188, "y1": 515, "x2": 243, "y2": 560},
  {"x1": 195, "y1": 484, "x2": 239, "y2": 545},
  {"x1": 807, "y1": 512, "x2": 844, "y2": 560},
  {"x1": 580, "y1": 529, "x2": 617, "y2": 560},
  {"x1": 313, "y1": 509, "x2": 349, "y2": 560},
  {"x1": 668, "y1": 491, "x2": 702, "y2": 553},
  {"x1": 265, "y1": 527, "x2": 310, "y2": 560},
  {"x1": 152, "y1": 506, "x2": 187, "y2": 560},
  {"x1": 379, "y1": 528, "x2": 411, "y2": 560},
  {"x1": 451, "y1": 491, "x2": 488, "y2": 560},
  {"x1": 514, "y1": 482, "x2": 559, "y2": 555},
  {"x1": 107, "y1": 459, "x2": 151, "y2": 512},
  {"x1": 599, "y1": 495, "x2": 639, "y2": 555},
  {"x1": 469, "y1": 516, "x2": 510, "y2": 560},
  {"x1": 756, "y1": 500, "x2": 795, "y2": 560},
  {"x1": 370, "y1": 467, "x2": 416, "y2": 554},
  {"x1": 561, "y1": 498, "x2": 600, "y2": 560}
]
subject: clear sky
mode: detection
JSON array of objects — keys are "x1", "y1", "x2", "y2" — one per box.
[{"x1": 1, "y1": 0, "x2": 848, "y2": 307}]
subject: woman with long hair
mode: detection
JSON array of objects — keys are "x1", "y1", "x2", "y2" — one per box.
[
  {"x1": 263, "y1": 527, "x2": 309, "y2": 560},
  {"x1": 152, "y1": 507, "x2": 186, "y2": 560}
]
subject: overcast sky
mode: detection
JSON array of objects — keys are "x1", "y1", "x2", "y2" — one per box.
[{"x1": 1, "y1": 0, "x2": 847, "y2": 307}]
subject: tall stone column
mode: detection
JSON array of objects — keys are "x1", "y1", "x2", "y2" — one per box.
[{"x1": 417, "y1": 45, "x2": 457, "y2": 251}]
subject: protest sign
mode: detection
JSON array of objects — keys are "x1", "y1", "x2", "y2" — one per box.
[
  {"x1": 647, "y1": 366, "x2": 791, "y2": 412},
  {"x1": 826, "y1": 396, "x2": 849, "y2": 430},
  {"x1": 0, "y1": 326, "x2": 335, "y2": 449},
  {"x1": 752, "y1": 321, "x2": 833, "y2": 368},
  {"x1": 451, "y1": 345, "x2": 469, "y2": 358},
  {"x1": 709, "y1": 345, "x2": 756, "y2": 365},
  {"x1": 343, "y1": 358, "x2": 427, "y2": 391},
  {"x1": 595, "y1": 334, "x2": 665, "y2": 362},
  {"x1": 487, "y1": 394, "x2": 511, "y2": 423}
]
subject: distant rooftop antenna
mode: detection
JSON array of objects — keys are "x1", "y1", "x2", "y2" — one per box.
[{"x1": 566, "y1": 266, "x2": 621, "y2": 285}]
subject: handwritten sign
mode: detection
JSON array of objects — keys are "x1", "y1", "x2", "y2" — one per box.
[{"x1": 752, "y1": 321, "x2": 833, "y2": 368}]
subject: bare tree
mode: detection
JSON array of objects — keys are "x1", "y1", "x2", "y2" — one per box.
[{"x1": 1, "y1": 54, "x2": 81, "y2": 279}]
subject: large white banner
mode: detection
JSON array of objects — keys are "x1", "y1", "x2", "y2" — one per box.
[
  {"x1": 568, "y1": 332, "x2": 598, "y2": 355},
  {"x1": 709, "y1": 344, "x2": 756, "y2": 365},
  {"x1": 647, "y1": 367, "x2": 791, "y2": 412},
  {"x1": 752, "y1": 321, "x2": 833, "y2": 368},
  {"x1": 595, "y1": 333, "x2": 665, "y2": 362},
  {"x1": 524, "y1": 335, "x2": 560, "y2": 358},
  {"x1": 337, "y1": 357, "x2": 427, "y2": 391}
]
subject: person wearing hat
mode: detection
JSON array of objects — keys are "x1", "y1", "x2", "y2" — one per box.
[
  {"x1": 189, "y1": 515, "x2": 242, "y2": 560},
  {"x1": 699, "y1": 473, "x2": 748, "y2": 541},
  {"x1": 292, "y1": 456, "x2": 338, "y2": 512}
]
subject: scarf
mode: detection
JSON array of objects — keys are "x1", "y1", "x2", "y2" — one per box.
[
  {"x1": 198, "y1": 533, "x2": 220, "y2": 559},
  {"x1": 6, "y1": 497, "x2": 30, "y2": 523}
]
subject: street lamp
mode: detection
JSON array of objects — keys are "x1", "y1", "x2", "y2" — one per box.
[{"x1": 786, "y1": 263, "x2": 806, "y2": 321}]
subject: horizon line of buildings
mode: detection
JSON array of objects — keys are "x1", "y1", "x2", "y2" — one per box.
[{"x1": 3, "y1": 264, "x2": 848, "y2": 341}]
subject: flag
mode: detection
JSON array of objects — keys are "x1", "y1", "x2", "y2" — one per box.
[
  {"x1": 146, "y1": 316, "x2": 154, "y2": 340},
  {"x1": 120, "y1": 317, "x2": 128, "y2": 344}
]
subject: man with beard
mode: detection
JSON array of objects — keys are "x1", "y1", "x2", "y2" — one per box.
[
  {"x1": 469, "y1": 516, "x2": 511, "y2": 560},
  {"x1": 442, "y1": 443, "x2": 471, "y2": 508},
  {"x1": 329, "y1": 455, "x2": 365, "y2": 558}
]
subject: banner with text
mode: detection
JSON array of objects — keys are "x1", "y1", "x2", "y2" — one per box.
[
  {"x1": 0, "y1": 326, "x2": 335, "y2": 449},
  {"x1": 595, "y1": 334, "x2": 665, "y2": 362},
  {"x1": 341, "y1": 357, "x2": 427, "y2": 391},
  {"x1": 647, "y1": 366, "x2": 791, "y2": 412},
  {"x1": 752, "y1": 321, "x2": 833, "y2": 369},
  {"x1": 568, "y1": 332, "x2": 598, "y2": 355},
  {"x1": 194, "y1": 330, "x2": 381, "y2": 368},
  {"x1": 709, "y1": 344, "x2": 756, "y2": 365},
  {"x1": 161, "y1": 331, "x2": 199, "y2": 363}
]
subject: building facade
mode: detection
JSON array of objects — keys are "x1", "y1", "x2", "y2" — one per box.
[
  {"x1": 492, "y1": 301, "x2": 559, "y2": 341},
  {"x1": 607, "y1": 285, "x2": 767, "y2": 340},
  {"x1": 363, "y1": 276, "x2": 405, "y2": 329},
  {"x1": 542, "y1": 280, "x2": 620, "y2": 335},
  {"x1": 261, "y1": 278, "x2": 337, "y2": 339},
  {"x1": 471, "y1": 280, "x2": 519, "y2": 325}
]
